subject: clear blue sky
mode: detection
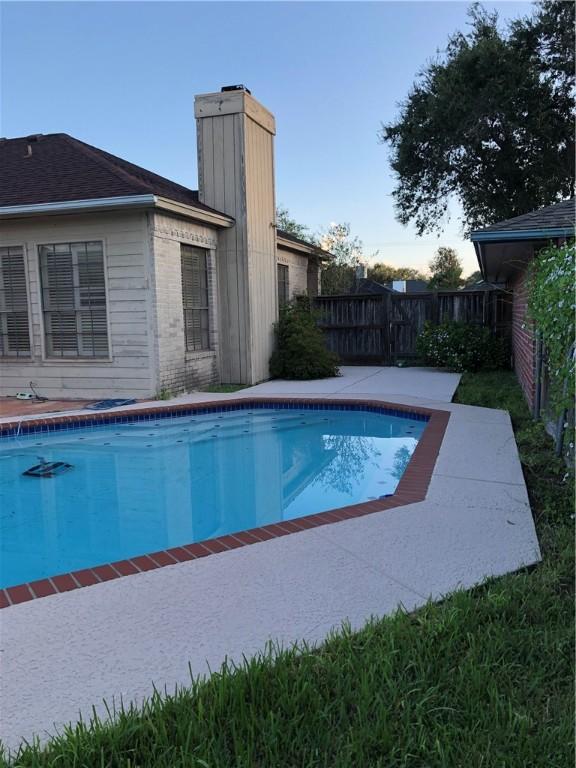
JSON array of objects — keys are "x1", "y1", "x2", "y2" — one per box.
[{"x1": 1, "y1": 1, "x2": 533, "y2": 274}]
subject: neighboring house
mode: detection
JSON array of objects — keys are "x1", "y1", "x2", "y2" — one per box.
[
  {"x1": 384, "y1": 279, "x2": 429, "y2": 293},
  {"x1": 0, "y1": 86, "x2": 330, "y2": 399},
  {"x1": 349, "y1": 277, "x2": 430, "y2": 295},
  {"x1": 349, "y1": 278, "x2": 394, "y2": 295},
  {"x1": 471, "y1": 199, "x2": 574, "y2": 411},
  {"x1": 459, "y1": 280, "x2": 493, "y2": 291}
]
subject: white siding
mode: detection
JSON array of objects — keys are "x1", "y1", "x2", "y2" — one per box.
[
  {"x1": 150, "y1": 212, "x2": 220, "y2": 393},
  {"x1": 0, "y1": 211, "x2": 156, "y2": 399}
]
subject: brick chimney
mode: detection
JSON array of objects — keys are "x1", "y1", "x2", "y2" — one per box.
[{"x1": 195, "y1": 86, "x2": 277, "y2": 385}]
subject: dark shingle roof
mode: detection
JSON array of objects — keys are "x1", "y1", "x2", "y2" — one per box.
[
  {"x1": 0, "y1": 133, "x2": 224, "y2": 215},
  {"x1": 276, "y1": 228, "x2": 332, "y2": 256},
  {"x1": 349, "y1": 278, "x2": 394, "y2": 295},
  {"x1": 384, "y1": 279, "x2": 429, "y2": 293},
  {"x1": 0, "y1": 132, "x2": 324, "y2": 253},
  {"x1": 471, "y1": 199, "x2": 575, "y2": 240},
  {"x1": 460, "y1": 280, "x2": 494, "y2": 291}
]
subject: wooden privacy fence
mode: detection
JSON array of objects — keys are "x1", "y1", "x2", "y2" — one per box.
[{"x1": 314, "y1": 290, "x2": 511, "y2": 364}]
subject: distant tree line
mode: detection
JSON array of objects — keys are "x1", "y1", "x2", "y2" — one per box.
[{"x1": 277, "y1": 207, "x2": 478, "y2": 294}]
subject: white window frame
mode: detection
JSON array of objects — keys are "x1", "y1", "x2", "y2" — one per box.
[
  {"x1": 37, "y1": 239, "x2": 112, "y2": 362},
  {"x1": 0, "y1": 244, "x2": 33, "y2": 359},
  {"x1": 277, "y1": 262, "x2": 289, "y2": 307},
  {"x1": 181, "y1": 244, "x2": 211, "y2": 352}
]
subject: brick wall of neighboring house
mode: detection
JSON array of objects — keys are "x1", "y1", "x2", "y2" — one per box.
[{"x1": 510, "y1": 267, "x2": 536, "y2": 410}]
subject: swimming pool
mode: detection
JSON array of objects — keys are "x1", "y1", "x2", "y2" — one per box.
[{"x1": 0, "y1": 401, "x2": 435, "y2": 594}]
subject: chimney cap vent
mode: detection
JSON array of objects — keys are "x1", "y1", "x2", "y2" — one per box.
[{"x1": 221, "y1": 84, "x2": 251, "y2": 95}]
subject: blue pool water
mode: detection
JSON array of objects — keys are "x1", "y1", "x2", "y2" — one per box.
[{"x1": 0, "y1": 406, "x2": 426, "y2": 588}]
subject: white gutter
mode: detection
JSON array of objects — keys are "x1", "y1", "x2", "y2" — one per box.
[
  {"x1": 471, "y1": 227, "x2": 574, "y2": 242},
  {"x1": 0, "y1": 194, "x2": 156, "y2": 217},
  {"x1": 0, "y1": 194, "x2": 235, "y2": 228}
]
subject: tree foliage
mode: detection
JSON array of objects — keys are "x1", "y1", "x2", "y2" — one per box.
[
  {"x1": 528, "y1": 242, "x2": 575, "y2": 413},
  {"x1": 319, "y1": 223, "x2": 367, "y2": 295},
  {"x1": 276, "y1": 210, "x2": 358, "y2": 295},
  {"x1": 276, "y1": 206, "x2": 314, "y2": 242},
  {"x1": 463, "y1": 270, "x2": 484, "y2": 286},
  {"x1": 380, "y1": 2, "x2": 575, "y2": 234},
  {"x1": 367, "y1": 263, "x2": 426, "y2": 284},
  {"x1": 275, "y1": 210, "x2": 426, "y2": 296},
  {"x1": 428, "y1": 247, "x2": 464, "y2": 289},
  {"x1": 275, "y1": 211, "x2": 364, "y2": 295}
]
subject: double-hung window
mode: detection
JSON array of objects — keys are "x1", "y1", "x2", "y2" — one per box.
[
  {"x1": 39, "y1": 241, "x2": 109, "y2": 358},
  {"x1": 0, "y1": 246, "x2": 31, "y2": 357},
  {"x1": 277, "y1": 263, "x2": 289, "y2": 306},
  {"x1": 181, "y1": 245, "x2": 210, "y2": 351}
]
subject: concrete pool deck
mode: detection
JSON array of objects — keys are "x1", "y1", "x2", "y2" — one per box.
[
  {"x1": 0, "y1": 366, "x2": 461, "y2": 424},
  {"x1": 0, "y1": 367, "x2": 541, "y2": 753}
]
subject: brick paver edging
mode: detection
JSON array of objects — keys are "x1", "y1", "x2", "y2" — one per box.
[{"x1": 0, "y1": 398, "x2": 450, "y2": 608}]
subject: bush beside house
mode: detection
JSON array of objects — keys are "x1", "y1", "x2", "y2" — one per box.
[{"x1": 270, "y1": 297, "x2": 339, "y2": 380}]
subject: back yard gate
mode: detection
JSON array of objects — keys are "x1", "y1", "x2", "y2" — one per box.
[{"x1": 314, "y1": 290, "x2": 511, "y2": 365}]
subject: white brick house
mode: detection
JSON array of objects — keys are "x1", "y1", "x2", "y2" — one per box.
[{"x1": 0, "y1": 87, "x2": 330, "y2": 399}]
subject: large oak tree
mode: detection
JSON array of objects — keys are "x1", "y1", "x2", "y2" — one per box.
[{"x1": 381, "y1": 2, "x2": 575, "y2": 234}]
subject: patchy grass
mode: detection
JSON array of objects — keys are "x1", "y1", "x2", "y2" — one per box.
[
  {"x1": 201, "y1": 384, "x2": 249, "y2": 394},
  {"x1": 2, "y1": 372, "x2": 573, "y2": 768}
]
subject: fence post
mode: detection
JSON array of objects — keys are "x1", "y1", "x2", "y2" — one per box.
[
  {"x1": 488, "y1": 290, "x2": 496, "y2": 331},
  {"x1": 431, "y1": 292, "x2": 440, "y2": 325},
  {"x1": 382, "y1": 293, "x2": 390, "y2": 364}
]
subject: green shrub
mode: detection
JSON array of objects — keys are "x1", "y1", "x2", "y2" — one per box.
[
  {"x1": 528, "y1": 242, "x2": 575, "y2": 414},
  {"x1": 416, "y1": 321, "x2": 508, "y2": 372},
  {"x1": 270, "y1": 296, "x2": 339, "y2": 380}
]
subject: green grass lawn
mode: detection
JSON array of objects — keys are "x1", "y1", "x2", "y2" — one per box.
[
  {"x1": 3, "y1": 372, "x2": 574, "y2": 767},
  {"x1": 202, "y1": 384, "x2": 249, "y2": 394}
]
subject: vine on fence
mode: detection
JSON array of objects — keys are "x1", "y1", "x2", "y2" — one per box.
[{"x1": 528, "y1": 242, "x2": 575, "y2": 414}]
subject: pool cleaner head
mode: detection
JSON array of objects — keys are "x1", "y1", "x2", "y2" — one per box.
[{"x1": 23, "y1": 461, "x2": 73, "y2": 478}]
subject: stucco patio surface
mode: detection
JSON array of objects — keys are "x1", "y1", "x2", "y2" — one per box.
[{"x1": 0, "y1": 369, "x2": 541, "y2": 752}]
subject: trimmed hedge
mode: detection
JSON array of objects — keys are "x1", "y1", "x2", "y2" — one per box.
[{"x1": 417, "y1": 321, "x2": 508, "y2": 372}]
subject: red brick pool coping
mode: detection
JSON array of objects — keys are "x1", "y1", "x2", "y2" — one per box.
[{"x1": 0, "y1": 397, "x2": 450, "y2": 609}]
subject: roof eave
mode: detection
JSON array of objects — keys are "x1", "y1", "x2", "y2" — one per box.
[
  {"x1": 276, "y1": 234, "x2": 332, "y2": 260},
  {"x1": 154, "y1": 196, "x2": 234, "y2": 228},
  {"x1": 473, "y1": 241, "x2": 487, "y2": 280},
  {"x1": 0, "y1": 194, "x2": 235, "y2": 228},
  {"x1": 470, "y1": 227, "x2": 574, "y2": 243},
  {"x1": 0, "y1": 194, "x2": 157, "y2": 218}
]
